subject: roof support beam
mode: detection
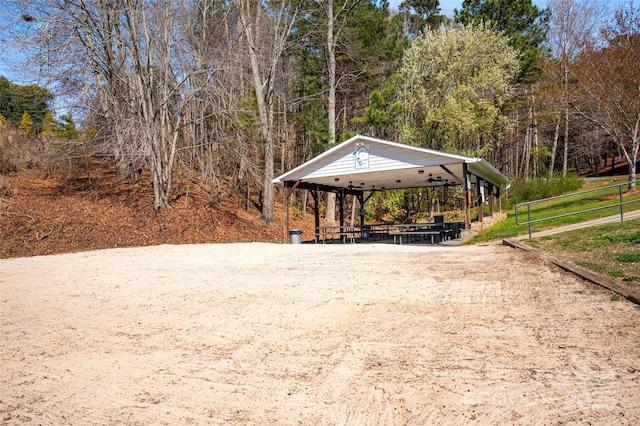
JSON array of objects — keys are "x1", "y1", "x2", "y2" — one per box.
[{"x1": 440, "y1": 165, "x2": 463, "y2": 185}]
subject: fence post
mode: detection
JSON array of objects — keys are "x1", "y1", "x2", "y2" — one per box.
[
  {"x1": 527, "y1": 203, "x2": 532, "y2": 240},
  {"x1": 619, "y1": 184, "x2": 624, "y2": 222}
]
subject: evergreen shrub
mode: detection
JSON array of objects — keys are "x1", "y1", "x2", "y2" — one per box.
[{"x1": 503, "y1": 175, "x2": 584, "y2": 207}]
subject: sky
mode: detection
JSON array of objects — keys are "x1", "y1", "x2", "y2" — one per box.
[
  {"x1": 0, "y1": 0, "x2": 549, "y2": 83},
  {"x1": 0, "y1": 0, "x2": 621, "y2": 93},
  {"x1": 388, "y1": 0, "x2": 549, "y2": 17}
]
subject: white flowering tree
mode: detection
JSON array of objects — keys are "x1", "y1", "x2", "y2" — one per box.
[{"x1": 397, "y1": 23, "x2": 520, "y2": 158}]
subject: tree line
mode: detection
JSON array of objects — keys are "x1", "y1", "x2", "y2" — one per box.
[
  {"x1": 2, "y1": 0, "x2": 638, "y2": 219},
  {"x1": 0, "y1": 76, "x2": 78, "y2": 138}
]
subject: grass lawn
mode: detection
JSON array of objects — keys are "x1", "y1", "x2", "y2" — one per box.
[
  {"x1": 526, "y1": 218, "x2": 640, "y2": 291},
  {"x1": 468, "y1": 180, "x2": 640, "y2": 244}
]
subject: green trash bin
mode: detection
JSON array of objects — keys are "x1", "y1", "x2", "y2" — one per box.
[{"x1": 289, "y1": 229, "x2": 303, "y2": 244}]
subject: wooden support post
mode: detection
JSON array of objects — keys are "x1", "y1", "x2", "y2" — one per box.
[
  {"x1": 497, "y1": 187, "x2": 502, "y2": 213},
  {"x1": 477, "y1": 179, "x2": 484, "y2": 223},
  {"x1": 312, "y1": 189, "x2": 320, "y2": 243},
  {"x1": 283, "y1": 184, "x2": 290, "y2": 244},
  {"x1": 488, "y1": 182, "x2": 495, "y2": 218},
  {"x1": 463, "y1": 164, "x2": 471, "y2": 230},
  {"x1": 358, "y1": 192, "x2": 365, "y2": 228},
  {"x1": 338, "y1": 189, "x2": 345, "y2": 228}
]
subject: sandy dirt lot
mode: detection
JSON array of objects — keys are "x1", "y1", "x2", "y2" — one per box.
[{"x1": 1, "y1": 242, "x2": 639, "y2": 425}]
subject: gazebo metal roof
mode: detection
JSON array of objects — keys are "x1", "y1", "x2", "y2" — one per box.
[{"x1": 273, "y1": 135, "x2": 510, "y2": 192}]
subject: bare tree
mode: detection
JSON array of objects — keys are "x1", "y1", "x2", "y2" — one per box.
[
  {"x1": 237, "y1": 0, "x2": 297, "y2": 223},
  {"x1": 10, "y1": 0, "x2": 211, "y2": 209},
  {"x1": 547, "y1": 0, "x2": 607, "y2": 177},
  {"x1": 571, "y1": 3, "x2": 640, "y2": 189},
  {"x1": 180, "y1": 0, "x2": 245, "y2": 199},
  {"x1": 321, "y1": 0, "x2": 363, "y2": 226}
]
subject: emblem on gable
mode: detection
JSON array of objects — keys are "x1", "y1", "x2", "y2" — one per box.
[{"x1": 354, "y1": 144, "x2": 370, "y2": 170}]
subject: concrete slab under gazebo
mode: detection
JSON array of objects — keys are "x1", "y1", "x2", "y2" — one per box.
[{"x1": 273, "y1": 135, "x2": 510, "y2": 243}]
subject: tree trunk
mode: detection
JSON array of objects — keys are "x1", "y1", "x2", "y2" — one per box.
[
  {"x1": 325, "y1": 0, "x2": 337, "y2": 226},
  {"x1": 562, "y1": 98, "x2": 569, "y2": 178},
  {"x1": 624, "y1": 135, "x2": 638, "y2": 191},
  {"x1": 548, "y1": 115, "x2": 560, "y2": 180},
  {"x1": 531, "y1": 97, "x2": 539, "y2": 179},
  {"x1": 239, "y1": 0, "x2": 294, "y2": 223}
]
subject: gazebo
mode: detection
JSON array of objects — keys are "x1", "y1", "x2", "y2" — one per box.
[{"x1": 273, "y1": 135, "x2": 510, "y2": 242}]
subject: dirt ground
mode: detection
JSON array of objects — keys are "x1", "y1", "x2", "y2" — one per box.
[{"x1": 1, "y1": 242, "x2": 639, "y2": 425}]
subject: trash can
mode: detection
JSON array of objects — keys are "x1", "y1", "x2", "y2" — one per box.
[
  {"x1": 289, "y1": 228, "x2": 303, "y2": 244},
  {"x1": 362, "y1": 225, "x2": 371, "y2": 240}
]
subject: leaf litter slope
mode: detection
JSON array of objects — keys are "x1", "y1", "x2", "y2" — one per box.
[{"x1": 0, "y1": 162, "x2": 316, "y2": 258}]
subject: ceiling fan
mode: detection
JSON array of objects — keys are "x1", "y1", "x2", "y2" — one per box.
[{"x1": 427, "y1": 174, "x2": 443, "y2": 183}]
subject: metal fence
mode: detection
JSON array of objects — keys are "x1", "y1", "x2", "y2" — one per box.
[{"x1": 515, "y1": 180, "x2": 639, "y2": 240}]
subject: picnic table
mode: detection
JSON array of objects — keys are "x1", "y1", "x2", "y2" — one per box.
[
  {"x1": 362, "y1": 224, "x2": 393, "y2": 240},
  {"x1": 315, "y1": 225, "x2": 360, "y2": 243},
  {"x1": 391, "y1": 223, "x2": 445, "y2": 245},
  {"x1": 314, "y1": 222, "x2": 463, "y2": 244}
]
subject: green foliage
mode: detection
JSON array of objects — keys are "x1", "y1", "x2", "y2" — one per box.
[
  {"x1": 366, "y1": 190, "x2": 404, "y2": 221},
  {"x1": 0, "y1": 76, "x2": 54, "y2": 132},
  {"x1": 351, "y1": 77, "x2": 405, "y2": 139},
  {"x1": 235, "y1": 90, "x2": 259, "y2": 135},
  {"x1": 350, "y1": 0, "x2": 409, "y2": 61},
  {"x1": 397, "y1": 23, "x2": 519, "y2": 156},
  {"x1": 292, "y1": 0, "x2": 408, "y2": 156},
  {"x1": 455, "y1": 0, "x2": 550, "y2": 82},
  {"x1": 505, "y1": 174, "x2": 584, "y2": 206},
  {"x1": 364, "y1": 186, "x2": 456, "y2": 224},
  {"x1": 41, "y1": 112, "x2": 57, "y2": 137},
  {"x1": 397, "y1": 0, "x2": 444, "y2": 36},
  {"x1": 627, "y1": 230, "x2": 640, "y2": 244},
  {"x1": 18, "y1": 112, "x2": 35, "y2": 135},
  {"x1": 470, "y1": 182, "x2": 640, "y2": 243},
  {"x1": 292, "y1": 50, "x2": 329, "y2": 155},
  {"x1": 56, "y1": 113, "x2": 78, "y2": 139}
]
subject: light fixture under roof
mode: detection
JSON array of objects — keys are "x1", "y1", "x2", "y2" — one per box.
[
  {"x1": 418, "y1": 170, "x2": 424, "y2": 174},
  {"x1": 396, "y1": 179, "x2": 402, "y2": 184},
  {"x1": 334, "y1": 178, "x2": 339, "y2": 182}
]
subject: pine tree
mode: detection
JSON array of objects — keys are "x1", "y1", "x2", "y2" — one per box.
[
  {"x1": 455, "y1": 0, "x2": 550, "y2": 82},
  {"x1": 18, "y1": 112, "x2": 35, "y2": 135},
  {"x1": 41, "y1": 111, "x2": 57, "y2": 137},
  {"x1": 56, "y1": 113, "x2": 78, "y2": 139}
]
